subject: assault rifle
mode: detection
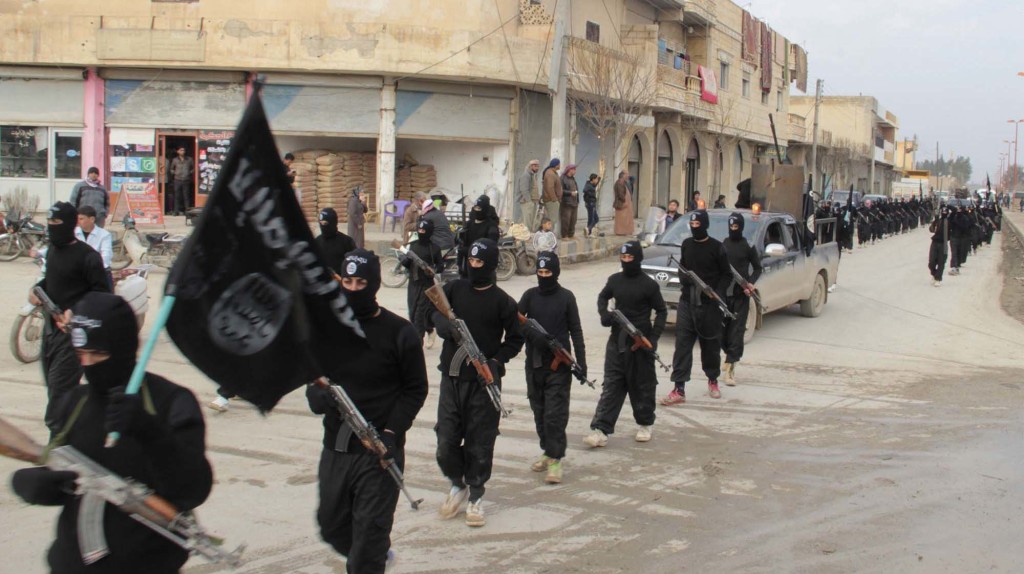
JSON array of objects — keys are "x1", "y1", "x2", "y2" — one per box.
[
  {"x1": 390, "y1": 239, "x2": 442, "y2": 286},
  {"x1": 310, "y1": 377, "x2": 423, "y2": 509},
  {"x1": 32, "y1": 285, "x2": 66, "y2": 327},
  {"x1": 517, "y1": 313, "x2": 595, "y2": 388},
  {"x1": 610, "y1": 309, "x2": 670, "y2": 372},
  {"x1": 728, "y1": 264, "x2": 763, "y2": 308},
  {"x1": 667, "y1": 256, "x2": 737, "y2": 320},
  {"x1": 0, "y1": 416, "x2": 243, "y2": 567},
  {"x1": 425, "y1": 284, "x2": 511, "y2": 417}
]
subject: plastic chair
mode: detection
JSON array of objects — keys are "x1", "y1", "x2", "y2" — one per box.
[{"x1": 382, "y1": 200, "x2": 410, "y2": 232}]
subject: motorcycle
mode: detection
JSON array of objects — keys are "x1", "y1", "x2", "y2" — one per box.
[
  {"x1": 0, "y1": 210, "x2": 47, "y2": 262},
  {"x1": 10, "y1": 262, "x2": 153, "y2": 364},
  {"x1": 381, "y1": 237, "x2": 461, "y2": 289},
  {"x1": 119, "y1": 214, "x2": 187, "y2": 269}
]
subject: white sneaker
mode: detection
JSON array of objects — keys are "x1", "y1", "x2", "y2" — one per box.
[
  {"x1": 933, "y1": 280, "x2": 941, "y2": 287},
  {"x1": 438, "y1": 486, "x2": 468, "y2": 519},
  {"x1": 635, "y1": 426, "x2": 653, "y2": 442},
  {"x1": 426, "y1": 331, "x2": 437, "y2": 349},
  {"x1": 465, "y1": 499, "x2": 485, "y2": 527},
  {"x1": 583, "y1": 429, "x2": 608, "y2": 448},
  {"x1": 530, "y1": 454, "x2": 551, "y2": 472},
  {"x1": 207, "y1": 396, "x2": 229, "y2": 413}
]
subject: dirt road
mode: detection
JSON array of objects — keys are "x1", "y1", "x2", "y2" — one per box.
[{"x1": 1, "y1": 224, "x2": 1021, "y2": 573}]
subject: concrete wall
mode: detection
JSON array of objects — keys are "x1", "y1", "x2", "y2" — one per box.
[{"x1": 395, "y1": 139, "x2": 510, "y2": 214}]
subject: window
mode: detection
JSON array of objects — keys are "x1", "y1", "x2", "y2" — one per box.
[
  {"x1": 761, "y1": 90, "x2": 769, "y2": 105},
  {"x1": 54, "y1": 131, "x2": 83, "y2": 179},
  {"x1": 719, "y1": 61, "x2": 730, "y2": 90},
  {"x1": 586, "y1": 21, "x2": 600, "y2": 43},
  {"x1": 0, "y1": 126, "x2": 48, "y2": 178},
  {"x1": 742, "y1": 73, "x2": 751, "y2": 98},
  {"x1": 776, "y1": 90, "x2": 784, "y2": 112}
]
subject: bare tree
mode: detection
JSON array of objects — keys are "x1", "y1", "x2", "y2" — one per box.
[
  {"x1": 682, "y1": 96, "x2": 753, "y2": 202},
  {"x1": 821, "y1": 137, "x2": 868, "y2": 191},
  {"x1": 566, "y1": 36, "x2": 658, "y2": 204}
]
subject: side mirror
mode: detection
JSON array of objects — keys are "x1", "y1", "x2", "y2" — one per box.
[{"x1": 764, "y1": 243, "x2": 786, "y2": 257}]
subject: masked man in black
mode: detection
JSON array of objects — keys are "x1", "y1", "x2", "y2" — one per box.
[
  {"x1": 433, "y1": 238, "x2": 524, "y2": 527},
  {"x1": 662, "y1": 210, "x2": 731, "y2": 405},
  {"x1": 720, "y1": 213, "x2": 762, "y2": 386},
  {"x1": 30, "y1": 201, "x2": 110, "y2": 432},
  {"x1": 928, "y1": 205, "x2": 950, "y2": 286},
  {"x1": 306, "y1": 250, "x2": 428, "y2": 573},
  {"x1": 401, "y1": 218, "x2": 444, "y2": 347},
  {"x1": 12, "y1": 292, "x2": 212, "y2": 573},
  {"x1": 585, "y1": 241, "x2": 667, "y2": 447},
  {"x1": 316, "y1": 207, "x2": 357, "y2": 275},
  {"x1": 518, "y1": 252, "x2": 585, "y2": 484},
  {"x1": 458, "y1": 195, "x2": 500, "y2": 277}
]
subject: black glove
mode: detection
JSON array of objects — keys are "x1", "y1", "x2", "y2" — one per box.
[
  {"x1": 433, "y1": 312, "x2": 452, "y2": 340},
  {"x1": 486, "y1": 358, "x2": 504, "y2": 380},
  {"x1": 306, "y1": 383, "x2": 334, "y2": 415},
  {"x1": 11, "y1": 467, "x2": 78, "y2": 506},
  {"x1": 600, "y1": 312, "x2": 613, "y2": 327},
  {"x1": 380, "y1": 430, "x2": 397, "y2": 461},
  {"x1": 106, "y1": 387, "x2": 163, "y2": 442},
  {"x1": 575, "y1": 361, "x2": 589, "y2": 384}
]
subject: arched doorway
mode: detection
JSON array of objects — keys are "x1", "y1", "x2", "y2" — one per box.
[
  {"x1": 628, "y1": 135, "x2": 642, "y2": 215},
  {"x1": 734, "y1": 144, "x2": 744, "y2": 190},
  {"x1": 656, "y1": 131, "x2": 673, "y2": 209},
  {"x1": 685, "y1": 137, "x2": 700, "y2": 209}
]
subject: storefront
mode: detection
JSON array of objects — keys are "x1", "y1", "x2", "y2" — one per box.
[
  {"x1": 0, "y1": 66, "x2": 86, "y2": 209},
  {"x1": 101, "y1": 69, "x2": 246, "y2": 214}
]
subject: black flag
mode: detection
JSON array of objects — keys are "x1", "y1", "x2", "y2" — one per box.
[{"x1": 165, "y1": 95, "x2": 366, "y2": 412}]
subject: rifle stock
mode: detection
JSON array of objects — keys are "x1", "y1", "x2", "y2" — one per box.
[
  {"x1": 610, "y1": 310, "x2": 670, "y2": 372},
  {"x1": 31, "y1": 286, "x2": 63, "y2": 323},
  {"x1": 517, "y1": 313, "x2": 595, "y2": 388}
]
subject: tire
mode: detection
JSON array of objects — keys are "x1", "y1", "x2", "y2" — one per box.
[
  {"x1": 380, "y1": 255, "x2": 409, "y2": 288},
  {"x1": 515, "y1": 250, "x2": 536, "y2": 275},
  {"x1": 800, "y1": 273, "x2": 827, "y2": 318},
  {"x1": 111, "y1": 239, "x2": 131, "y2": 271},
  {"x1": 0, "y1": 234, "x2": 22, "y2": 261},
  {"x1": 743, "y1": 298, "x2": 759, "y2": 344},
  {"x1": 496, "y1": 250, "x2": 516, "y2": 282},
  {"x1": 10, "y1": 307, "x2": 45, "y2": 364}
]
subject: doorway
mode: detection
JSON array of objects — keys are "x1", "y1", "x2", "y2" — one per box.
[
  {"x1": 627, "y1": 135, "x2": 642, "y2": 215},
  {"x1": 158, "y1": 132, "x2": 198, "y2": 215},
  {"x1": 656, "y1": 131, "x2": 673, "y2": 209},
  {"x1": 685, "y1": 137, "x2": 700, "y2": 208}
]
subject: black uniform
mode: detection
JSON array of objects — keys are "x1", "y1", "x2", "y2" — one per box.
[
  {"x1": 591, "y1": 241, "x2": 667, "y2": 435},
  {"x1": 433, "y1": 239, "x2": 524, "y2": 502},
  {"x1": 928, "y1": 209, "x2": 949, "y2": 282},
  {"x1": 457, "y1": 196, "x2": 500, "y2": 277},
  {"x1": 518, "y1": 253, "x2": 585, "y2": 462},
  {"x1": 13, "y1": 292, "x2": 212, "y2": 574},
  {"x1": 721, "y1": 214, "x2": 762, "y2": 365},
  {"x1": 401, "y1": 219, "x2": 444, "y2": 339},
  {"x1": 38, "y1": 202, "x2": 110, "y2": 432},
  {"x1": 669, "y1": 211, "x2": 731, "y2": 392},
  {"x1": 306, "y1": 250, "x2": 428, "y2": 574},
  {"x1": 949, "y1": 207, "x2": 971, "y2": 270},
  {"x1": 316, "y1": 207, "x2": 357, "y2": 275}
]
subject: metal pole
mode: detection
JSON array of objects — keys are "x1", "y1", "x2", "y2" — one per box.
[
  {"x1": 548, "y1": 0, "x2": 569, "y2": 165},
  {"x1": 810, "y1": 79, "x2": 822, "y2": 193},
  {"x1": 1014, "y1": 121, "x2": 1020, "y2": 194}
]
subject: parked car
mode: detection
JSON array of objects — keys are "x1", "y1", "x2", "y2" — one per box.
[
  {"x1": 641, "y1": 208, "x2": 840, "y2": 343},
  {"x1": 828, "y1": 189, "x2": 863, "y2": 207}
]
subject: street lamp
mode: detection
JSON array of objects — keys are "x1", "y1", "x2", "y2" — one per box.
[{"x1": 1008, "y1": 119, "x2": 1024, "y2": 193}]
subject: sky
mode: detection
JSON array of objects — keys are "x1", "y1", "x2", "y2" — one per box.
[{"x1": 753, "y1": 0, "x2": 1024, "y2": 186}]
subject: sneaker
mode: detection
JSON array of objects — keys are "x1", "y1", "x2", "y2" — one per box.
[
  {"x1": 426, "y1": 331, "x2": 437, "y2": 349},
  {"x1": 207, "y1": 396, "x2": 229, "y2": 413},
  {"x1": 933, "y1": 280, "x2": 941, "y2": 287},
  {"x1": 439, "y1": 486, "x2": 469, "y2": 519},
  {"x1": 722, "y1": 362, "x2": 735, "y2": 386},
  {"x1": 635, "y1": 425, "x2": 653, "y2": 442},
  {"x1": 660, "y1": 388, "x2": 686, "y2": 406},
  {"x1": 465, "y1": 500, "x2": 485, "y2": 527},
  {"x1": 708, "y1": 380, "x2": 722, "y2": 399},
  {"x1": 545, "y1": 460, "x2": 562, "y2": 484},
  {"x1": 583, "y1": 429, "x2": 608, "y2": 448},
  {"x1": 531, "y1": 455, "x2": 551, "y2": 473}
]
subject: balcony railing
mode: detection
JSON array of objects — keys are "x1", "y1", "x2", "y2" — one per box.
[
  {"x1": 681, "y1": 0, "x2": 716, "y2": 26},
  {"x1": 655, "y1": 65, "x2": 713, "y2": 120},
  {"x1": 787, "y1": 113, "x2": 807, "y2": 143}
]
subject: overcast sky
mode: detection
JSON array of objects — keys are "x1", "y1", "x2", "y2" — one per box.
[{"x1": 754, "y1": 0, "x2": 1024, "y2": 185}]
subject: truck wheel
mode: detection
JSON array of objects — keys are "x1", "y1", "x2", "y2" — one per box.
[
  {"x1": 743, "y1": 300, "x2": 759, "y2": 344},
  {"x1": 800, "y1": 274, "x2": 827, "y2": 318}
]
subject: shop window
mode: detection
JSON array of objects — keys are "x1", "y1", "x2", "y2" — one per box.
[
  {"x1": 54, "y1": 132, "x2": 83, "y2": 179},
  {"x1": 719, "y1": 61, "x2": 730, "y2": 90},
  {"x1": 586, "y1": 21, "x2": 600, "y2": 43},
  {"x1": 0, "y1": 126, "x2": 48, "y2": 178}
]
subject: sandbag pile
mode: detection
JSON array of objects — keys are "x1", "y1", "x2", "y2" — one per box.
[
  {"x1": 395, "y1": 164, "x2": 437, "y2": 201},
  {"x1": 289, "y1": 149, "x2": 328, "y2": 224}
]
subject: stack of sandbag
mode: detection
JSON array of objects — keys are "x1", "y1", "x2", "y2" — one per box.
[
  {"x1": 361, "y1": 153, "x2": 377, "y2": 212},
  {"x1": 316, "y1": 153, "x2": 359, "y2": 222},
  {"x1": 395, "y1": 164, "x2": 437, "y2": 201},
  {"x1": 290, "y1": 149, "x2": 329, "y2": 223}
]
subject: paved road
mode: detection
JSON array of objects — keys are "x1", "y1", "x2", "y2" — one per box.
[{"x1": 1, "y1": 224, "x2": 1021, "y2": 573}]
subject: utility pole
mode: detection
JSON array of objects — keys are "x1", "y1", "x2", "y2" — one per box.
[
  {"x1": 869, "y1": 127, "x2": 876, "y2": 195},
  {"x1": 809, "y1": 79, "x2": 822, "y2": 194},
  {"x1": 548, "y1": 0, "x2": 570, "y2": 166},
  {"x1": 1009, "y1": 119, "x2": 1022, "y2": 193}
]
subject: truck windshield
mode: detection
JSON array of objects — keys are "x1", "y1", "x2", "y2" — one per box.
[{"x1": 657, "y1": 212, "x2": 759, "y2": 247}]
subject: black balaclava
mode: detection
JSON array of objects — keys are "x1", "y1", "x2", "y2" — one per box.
[
  {"x1": 70, "y1": 293, "x2": 139, "y2": 396},
  {"x1": 728, "y1": 212, "x2": 745, "y2": 241},
  {"x1": 319, "y1": 208, "x2": 339, "y2": 238},
  {"x1": 689, "y1": 209, "x2": 710, "y2": 241},
  {"x1": 620, "y1": 240, "x2": 644, "y2": 277},
  {"x1": 47, "y1": 202, "x2": 78, "y2": 248},
  {"x1": 536, "y1": 251, "x2": 560, "y2": 294},
  {"x1": 473, "y1": 195, "x2": 491, "y2": 222},
  {"x1": 416, "y1": 218, "x2": 434, "y2": 242},
  {"x1": 467, "y1": 238, "x2": 498, "y2": 287},
  {"x1": 340, "y1": 249, "x2": 381, "y2": 320}
]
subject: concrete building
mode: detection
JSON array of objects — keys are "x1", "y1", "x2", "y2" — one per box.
[
  {"x1": 790, "y1": 95, "x2": 899, "y2": 196},
  {"x1": 0, "y1": 0, "x2": 809, "y2": 224}
]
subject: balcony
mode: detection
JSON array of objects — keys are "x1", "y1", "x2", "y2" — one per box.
[
  {"x1": 655, "y1": 64, "x2": 713, "y2": 120},
  {"x1": 681, "y1": 0, "x2": 716, "y2": 26},
  {"x1": 787, "y1": 113, "x2": 807, "y2": 143}
]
